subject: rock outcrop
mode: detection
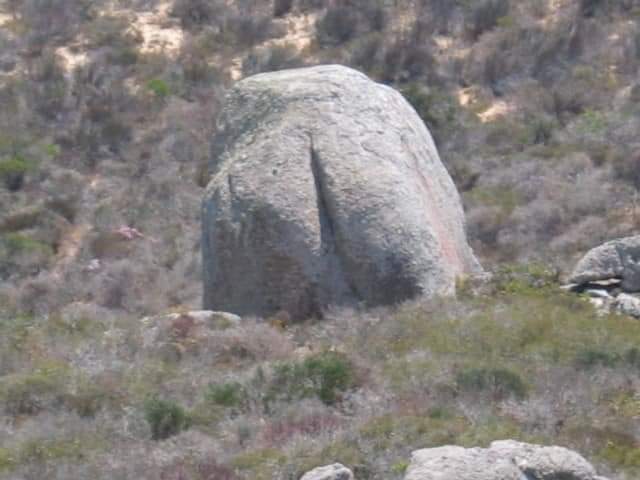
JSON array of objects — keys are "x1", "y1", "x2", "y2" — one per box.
[
  {"x1": 569, "y1": 235, "x2": 640, "y2": 292},
  {"x1": 565, "y1": 236, "x2": 640, "y2": 317},
  {"x1": 300, "y1": 463, "x2": 354, "y2": 480},
  {"x1": 404, "y1": 440, "x2": 609, "y2": 480},
  {"x1": 202, "y1": 65, "x2": 482, "y2": 320}
]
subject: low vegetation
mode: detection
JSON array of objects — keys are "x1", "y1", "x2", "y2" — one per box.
[{"x1": 0, "y1": 268, "x2": 638, "y2": 478}]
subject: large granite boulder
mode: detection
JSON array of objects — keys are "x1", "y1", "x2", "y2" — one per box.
[
  {"x1": 202, "y1": 65, "x2": 482, "y2": 320},
  {"x1": 405, "y1": 440, "x2": 609, "y2": 480},
  {"x1": 569, "y1": 235, "x2": 640, "y2": 292}
]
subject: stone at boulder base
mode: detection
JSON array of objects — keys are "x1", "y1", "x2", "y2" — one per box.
[
  {"x1": 614, "y1": 293, "x2": 640, "y2": 318},
  {"x1": 300, "y1": 463, "x2": 354, "y2": 480},
  {"x1": 202, "y1": 65, "x2": 482, "y2": 320}
]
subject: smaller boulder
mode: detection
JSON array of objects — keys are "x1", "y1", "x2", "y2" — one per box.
[
  {"x1": 569, "y1": 236, "x2": 640, "y2": 292},
  {"x1": 404, "y1": 440, "x2": 607, "y2": 480},
  {"x1": 614, "y1": 293, "x2": 640, "y2": 318},
  {"x1": 300, "y1": 463, "x2": 354, "y2": 480}
]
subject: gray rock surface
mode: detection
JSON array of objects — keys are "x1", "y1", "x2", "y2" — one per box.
[
  {"x1": 614, "y1": 293, "x2": 640, "y2": 318},
  {"x1": 202, "y1": 65, "x2": 482, "y2": 320},
  {"x1": 300, "y1": 463, "x2": 354, "y2": 480},
  {"x1": 404, "y1": 440, "x2": 607, "y2": 480},
  {"x1": 570, "y1": 235, "x2": 640, "y2": 292}
]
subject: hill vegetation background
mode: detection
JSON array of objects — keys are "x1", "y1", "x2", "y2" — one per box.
[{"x1": 0, "y1": 1, "x2": 639, "y2": 479}]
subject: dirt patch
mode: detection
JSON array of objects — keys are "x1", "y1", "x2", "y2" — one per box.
[{"x1": 105, "y1": 1, "x2": 184, "y2": 57}]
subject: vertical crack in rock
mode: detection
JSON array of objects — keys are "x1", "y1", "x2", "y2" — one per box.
[
  {"x1": 309, "y1": 136, "x2": 336, "y2": 255},
  {"x1": 308, "y1": 135, "x2": 362, "y2": 304}
]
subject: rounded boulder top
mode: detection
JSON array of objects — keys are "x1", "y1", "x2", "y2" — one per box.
[{"x1": 202, "y1": 64, "x2": 483, "y2": 320}]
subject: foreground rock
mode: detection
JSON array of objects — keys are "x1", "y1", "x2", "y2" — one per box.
[
  {"x1": 570, "y1": 235, "x2": 640, "y2": 292},
  {"x1": 300, "y1": 463, "x2": 354, "y2": 480},
  {"x1": 405, "y1": 440, "x2": 609, "y2": 480},
  {"x1": 202, "y1": 65, "x2": 482, "y2": 320}
]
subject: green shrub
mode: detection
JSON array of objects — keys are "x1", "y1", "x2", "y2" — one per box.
[
  {"x1": 625, "y1": 347, "x2": 640, "y2": 368},
  {"x1": 401, "y1": 84, "x2": 456, "y2": 143},
  {"x1": 468, "y1": 0, "x2": 510, "y2": 39},
  {"x1": 64, "y1": 378, "x2": 122, "y2": 418},
  {"x1": 108, "y1": 47, "x2": 139, "y2": 66},
  {"x1": 575, "y1": 349, "x2": 620, "y2": 369},
  {"x1": 612, "y1": 149, "x2": 640, "y2": 190},
  {"x1": 0, "y1": 363, "x2": 69, "y2": 416},
  {"x1": 231, "y1": 447, "x2": 285, "y2": 473},
  {"x1": 242, "y1": 44, "x2": 303, "y2": 76},
  {"x1": 2, "y1": 233, "x2": 53, "y2": 257},
  {"x1": 206, "y1": 382, "x2": 245, "y2": 408},
  {"x1": 269, "y1": 352, "x2": 356, "y2": 406},
  {"x1": 146, "y1": 78, "x2": 171, "y2": 98},
  {"x1": 576, "y1": 108, "x2": 607, "y2": 134},
  {"x1": 456, "y1": 367, "x2": 527, "y2": 400},
  {"x1": 0, "y1": 155, "x2": 31, "y2": 191},
  {"x1": 528, "y1": 115, "x2": 556, "y2": 145},
  {"x1": 390, "y1": 460, "x2": 409, "y2": 475},
  {"x1": 402, "y1": 84, "x2": 440, "y2": 129},
  {"x1": 0, "y1": 448, "x2": 14, "y2": 471},
  {"x1": 143, "y1": 397, "x2": 191, "y2": 440},
  {"x1": 0, "y1": 433, "x2": 105, "y2": 472},
  {"x1": 599, "y1": 441, "x2": 640, "y2": 469},
  {"x1": 316, "y1": 6, "x2": 359, "y2": 45},
  {"x1": 316, "y1": 2, "x2": 387, "y2": 46},
  {"x1": 576, "y1": 347, "x2": 640, "y2": 370}
]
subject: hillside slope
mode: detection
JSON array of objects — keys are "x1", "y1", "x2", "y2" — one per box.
[{"x1": 0, "y1": 1, "x2": 640, "y2": 479}]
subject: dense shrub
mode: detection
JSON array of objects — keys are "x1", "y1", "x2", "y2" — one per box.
[
  {"x1": 316, "y1": 6, "x2": 360, "y2": 45},
  {"x1": 86, "y1": 14, "x2": 141, "y2": 50},
  {"x1": 206, "y1": 382, "x2": 246, "y2": 408},
  {"x1": 612, "y1": 149, "x2": 640, "y2": 190},
  {"x1": 17, "y1": 0, "x2": 92, "y2": 49},
  {"x1": 0, "y1": 155, "x2": 31, "y2": 191},
  {"x1": 349, "y1": 33, "x2": 383, "y2": 74},
  {"x1": 0, "y1": 364, "x2": 68, "y2": 416},
  {"x1": 242, "y1": 44, "x2": 304, "y2": 76},
  {"x1": 273, "y1": 0, "x2": 294, "y2": 17},
  {"x1": 171, "y1": 0, "x2": 225, "y2": 29},
  {"x1": 298, "y1": 0, "x2": 328, "y2": 11},
  {"x1": 2, "y1": 233, "x2": 53, "y2": 258},
  {"x1": 226, "y1": 15, "x2": 278, "y2": 47},
  {"x1": 143, "y1": 397, "x2": 191, "y2": 440},
  {"x1": 177, "y1": 41, "x2": 226, "y2": 91},
  {"x1": 146, "y1": 78, "x2": 171, "y2": 98},
  {"x1": 576, "y1": 347, "x2": 640, "y2": 369},
  {"x1": 25, "y1": 52, "x2": 68, "y2": 119},
  {"x1": 401, "y1": 84, "x2": 441, "y2": 130},
  {"x1": 160, "y1": 458, "x2": 240, "y2": 480},
  {"x1": 467, "y1": 0, "x2": 510, "y2": 40},
  {"x1": 316, "y1": 2, "x2": 386, "y2": 46},
  {"x1": 378, "y1": 19, "x2": 436, "y2": 83},
  {"x1": 268, "y1": 352, "x2": 356, "y2": 406},
  {"x1": 580, "y1": 0, "x2": 603, "y2": 17},
  {"x1": 173, "y1": 0, "x2": 276, "y2": 46},
  {"x1": 456, "y1": 367, "x2": 527, "y2": 400}
]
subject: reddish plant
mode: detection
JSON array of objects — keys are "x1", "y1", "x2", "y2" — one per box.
[
  {"x1": 263, "y1": 412, "x2": 343, "y2": 445},
  {"x1": 170, "y1": 314, "x2": 195, "y2": 340}
]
